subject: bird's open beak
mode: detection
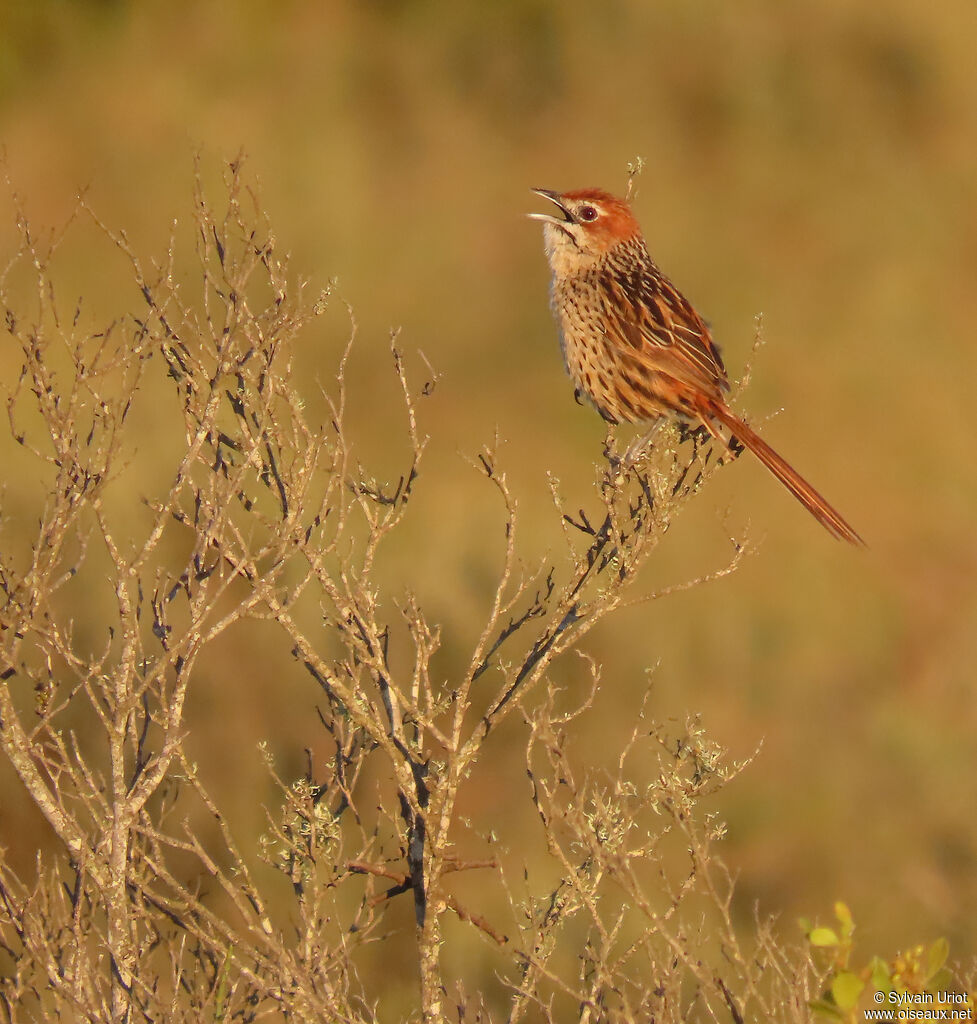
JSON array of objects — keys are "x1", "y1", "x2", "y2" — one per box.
[{"x1": 528, "y1": 188, "x2": 574, "y2": 226}]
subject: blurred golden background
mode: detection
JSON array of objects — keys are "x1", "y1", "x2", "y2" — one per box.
[{"x1": 2, "y1": 0, "x2": 976, "y2": 980}]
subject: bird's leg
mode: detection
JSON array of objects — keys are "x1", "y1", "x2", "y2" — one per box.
[{"x1": 622, "y1": 420, "x2": 665, "y2": 468}]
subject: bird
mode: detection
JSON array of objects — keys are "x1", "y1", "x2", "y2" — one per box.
[{"x1": 529, "y1": 187, "x2": 863, "y2": 545}]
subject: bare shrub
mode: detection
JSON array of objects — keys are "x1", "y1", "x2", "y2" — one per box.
[{"x1": 1, "y1": 159, "x2": 837, "y2": 1023}]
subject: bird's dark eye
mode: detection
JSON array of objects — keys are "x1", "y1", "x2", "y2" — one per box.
[{"x1": 577, "y1": 205, "x2": 599, "y2": 222}]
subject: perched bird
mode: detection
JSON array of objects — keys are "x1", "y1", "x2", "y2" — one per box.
[{"x1": 530, "y1": 187, "x2": 863, "y2": 545}]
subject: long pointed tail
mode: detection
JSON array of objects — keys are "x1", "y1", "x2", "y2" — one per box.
[{"x1": 710, "y1": 404, "x2": 864, "y2": 546}]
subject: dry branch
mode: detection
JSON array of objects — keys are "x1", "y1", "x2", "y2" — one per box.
[{"x1": 0, "y1": 158, "x2": 863, "y2": 1024}]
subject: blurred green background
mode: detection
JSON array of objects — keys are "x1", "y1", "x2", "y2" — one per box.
[{"x1": 2, "y1": 0, "x2": 976, "y2": 980}]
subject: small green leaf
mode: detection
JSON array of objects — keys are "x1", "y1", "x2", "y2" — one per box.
[
  {"x1": 927, "y1": 937, "x2": 949, "y2": 979},
  {"x1": 831, "y1": 972, "x2": 865, "y2": 1011},
  {"x1": 834, "y1": 901, "x2": 855, "y2": 939},
  {"x1": 870, "y1": 956, "x2": 892, "y2": 990},
  {"x1": 929, "y1": 968, "x2": 953, "y2": 993},
  {"x1": 809, "y1": 997, "x2": 845, "y2": 1020},
  {"x1": 809, "y1": 927, "x2": 841, "y2": 947}
]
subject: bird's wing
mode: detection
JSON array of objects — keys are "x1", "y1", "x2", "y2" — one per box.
[{"x1": 600, "y1": 263, "x2": 730, "y2": 399}]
